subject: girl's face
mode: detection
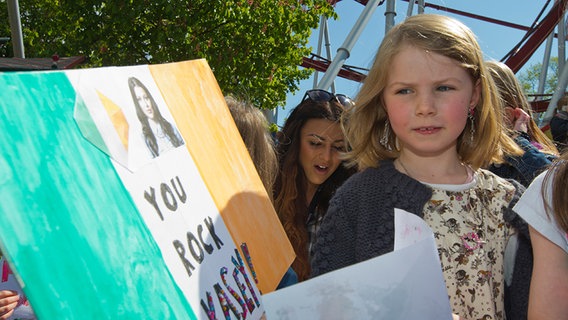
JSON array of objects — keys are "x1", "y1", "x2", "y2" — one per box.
[
  {"x1": 134, "y1": 86, "x2": 155, "y2": 119},
  {"x1": 383, "y1": 45, "x2": 480, "y2": 158},
  {"x1": 299, "y1": 118, "x2": 345, "y2": 193}
]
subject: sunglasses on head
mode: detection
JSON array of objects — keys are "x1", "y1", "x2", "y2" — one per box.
[{"x1": 302, "y1": 89, "x2": 355, "y2": 108}]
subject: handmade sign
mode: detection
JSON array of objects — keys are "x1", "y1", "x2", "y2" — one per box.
[{"x1": 0, "y1": 60, "x2": 294, "y2": 319}]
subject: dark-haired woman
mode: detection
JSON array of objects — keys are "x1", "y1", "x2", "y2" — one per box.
[{"x1": 274, "y1": 90, "x2": 356, "y2": 282}]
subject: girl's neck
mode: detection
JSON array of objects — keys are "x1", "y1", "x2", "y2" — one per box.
[{"x1": 395, "y1": 154, "x2": 470, "y2": 185}]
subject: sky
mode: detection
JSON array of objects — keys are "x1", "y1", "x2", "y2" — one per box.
[{"x1": 276, "y1": 0, "x2": 557, "y2": 126}]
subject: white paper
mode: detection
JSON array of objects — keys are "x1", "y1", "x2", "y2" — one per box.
[
  {"x1": 262, "y1": 209, "x2": 451, "y2": 320},
  {"x1": 394, "y1": 208, "x2": 430, "y2": 250}
]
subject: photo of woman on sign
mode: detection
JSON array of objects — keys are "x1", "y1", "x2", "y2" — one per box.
[{"x1": 128, "y1": 76, "x2": 184, "y2": 158}]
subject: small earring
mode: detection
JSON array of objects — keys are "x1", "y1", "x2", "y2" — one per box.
[
  {"x1": 468, "y1": 109, "x2": 475, "y2": 143},
  {"x1": 380, "y1": 120, "x2": 392, "y2": 151}
]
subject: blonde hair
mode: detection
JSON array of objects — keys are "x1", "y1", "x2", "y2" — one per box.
[
  {"x1": 226, "y1": 95, "x2": 278, "y2": 200},
  {"x1": 485, "y1": 60, "x2": 559, "y2": 156},
  {"x1": 344, "y1": 14, "x2": 521, "y2": 170}
]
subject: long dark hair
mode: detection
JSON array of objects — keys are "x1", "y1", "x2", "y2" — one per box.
[
  {"x1": 128, "y1": 76, "x2": 183, "y2": 157},
  {"x1": 274, "y1": 98, "x2": 355, "y2": 281}
]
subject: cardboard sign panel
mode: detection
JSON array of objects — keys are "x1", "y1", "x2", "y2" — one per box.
[
  {"x1": 147, "y1": 61, "x2": 294, "y2": 291},
  {"x1": 70, "y1": 64, "x2": 267, "y2": 319},
  {"x1": 0, "y1": 60, "x2": 294, "y2": 319}
]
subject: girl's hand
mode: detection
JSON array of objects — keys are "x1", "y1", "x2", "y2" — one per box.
[
  {"x1": 505, "y1": 107, "x2": 530, "y2": 132},
  {"x1": 504, "y1": 106, "x2": 516, "y2": 127},
  {"x1": 0, "y1": 290, "x2": 19, "y2": 320},
  {"x1": 513, "y1": 108, "x2": 530, "y2": 133}
]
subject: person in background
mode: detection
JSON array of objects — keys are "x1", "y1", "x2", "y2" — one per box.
[
  {"x1": 128, "y1": 76, "x2": 184, "y2": 158},
  {"x1": 274, "y1": 90, "x2": 356, "y2": 282},
  {"x1": 514, "y1": 152, "x2": 568, "y2": 319},
  {"x1": 311, "y1": 14, "x2": 529, "y2": 319},
  {"x1": 226, "y1": 95, "x2": 278, "y2": 201},
  {"x1": 0, "y1": 251, "x2": 36, "y2": 320},
  {"x1": 225, "y1": 95, "x2": 298, "y2": 289},
  {"x1": 0, "y1": 290, "x2": 20, "y2": 320},
  {"x1": 550, "y1": 93, "x2": 568, "y2": 151},
  {"x1": 485, "y1": 60, "x2": 558, "y2": 187}
]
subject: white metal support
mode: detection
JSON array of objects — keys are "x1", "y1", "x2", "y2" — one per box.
[
  {"x1": 540, "y1": 6, "x2": 568, "y2": 126},
  {"x1": 6, "y1": 0, "x2": 25, "y2": 58},
  {"x1": 405, "y1": 0, "x2": 424, "y2": 18},
  {"x1": 559, "y1": 12, "x2": 566, "y2": 72},
  {"x1": 540, "y1": 60, "x2": 568, "y2": 125},
  {"x1": 537, "y1": 33, "x2": 553, "y2": 97},
  {"x1": 323, "y1": 19, "x2": 336, "y2": 93},
  {"x1": 314, "y1": 16, "x2": 331, "y2": 89},
  {"x1": 405, "y1": 0, "x2": 415, "y2": 17},
  {"x1": 417, "y1": 0, "x2": 425, "y2": 14},
  {"x1": 316, "y1": 0, "x2": 383, "y2": 91},
  {"x1": 385, "y1": 0, "x2": 396, "y2": 32}
]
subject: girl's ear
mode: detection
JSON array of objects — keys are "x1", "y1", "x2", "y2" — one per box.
[{"x1": 470, "y1": 79, "x2": 481, "y2": 111}]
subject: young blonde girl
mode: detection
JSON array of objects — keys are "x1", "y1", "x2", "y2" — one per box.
[
  {"x1": 311, "y1": 14, "x2": 529, "y2": 319},
  {"x1": 486, "y1": 60, "x2": 558, "y2": 187}
]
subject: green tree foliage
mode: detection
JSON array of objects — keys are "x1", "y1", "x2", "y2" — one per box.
[
  {"x1": 518, "y1": 56, "x2": 558, "y2": 95},
  {"x1": 0, "y1": 0, "x2": 336, "y2": 109}
]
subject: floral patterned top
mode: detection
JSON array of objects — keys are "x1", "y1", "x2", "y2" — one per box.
[{"x1": 422, "y1": 170, "x2": 516, "y2": 320}]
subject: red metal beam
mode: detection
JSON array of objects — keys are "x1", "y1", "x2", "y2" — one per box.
[
  {"x1": 402, "y1": 1, "x2": 531, "y2": 31},
  {"x1": 504, "y1": 0, "x2": 568, "y2": 73},
  {"x1": 301, "y1": 56, "x2": 367, "y2": 82},
  {"x1": 530, "y1": 99, "x2": 551, "y2": 113},
  {"x1": 0, "y1": 56, "x2": 86, "y2": 71}
]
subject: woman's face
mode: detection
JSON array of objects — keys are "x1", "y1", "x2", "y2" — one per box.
[
  {"x1": 299, "y1": 118, "x2": 345, "y2": 191},
  {"x1": 134, "y1": 86, "x2": 155, "y2": 119}
]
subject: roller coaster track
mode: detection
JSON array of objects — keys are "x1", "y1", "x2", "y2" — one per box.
[{"x1": 302, "y1": 0, "x2": 568, "y2": 81}]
